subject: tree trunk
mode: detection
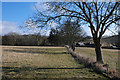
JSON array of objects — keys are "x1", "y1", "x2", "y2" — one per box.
[
  {"x1": 94, "y1": 38, "x2": 104, "y2": 64},
  {"x1": 71, "y1": 44, "x2": 75, "y2": 51}
]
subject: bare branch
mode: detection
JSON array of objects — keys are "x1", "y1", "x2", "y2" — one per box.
[
  {"x1": 94, "y1": 2, "x2": 99, "y2": 33},
  {"x1": 61, "y1": 7, "x2": 87, "y2": 20},
  {"x1": 100, "y1": 2, "x2": 118, "y2": 25},
  {"x1": 46, "y1": 14, "x2": 88, "y2": 22},
  {"x1": 102, "y1": 18, "x2": 120, "y2": 35}
]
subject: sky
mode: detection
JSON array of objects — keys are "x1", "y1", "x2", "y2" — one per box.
[
  {"x1": 0, "y1": 2, "x2": 117, "y2": 36},
  {"x1": 1, "y1": 2, "x2": 36, "y2": 35}
]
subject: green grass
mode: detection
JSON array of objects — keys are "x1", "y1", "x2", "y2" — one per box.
[
  {"x1": 2, "y1": 46, "x2": 108, "y2": 79},
  {"x1": 75, "y1": 47, "x2": 118, "y2": 70}
]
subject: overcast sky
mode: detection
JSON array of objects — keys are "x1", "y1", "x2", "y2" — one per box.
[{"x1": 0, "y1": 2, "x2": 117, "y2": 36}]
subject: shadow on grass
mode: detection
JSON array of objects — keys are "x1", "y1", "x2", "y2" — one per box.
[
  {"x1": 4, "y1": 49, "x2": 69, "y2": 54},
  {"x1": 2, "y1": 66, "x2": 85, "y2": 75},
  {"x1": 10, "y1": 47, "x2": 67, "y2": 52},
  {"x1": 17, "y1": 47, "x2": 66, "y2": 50},
  {"x1": 2, "y1": 66, "x2": 109, "y2": 80},
  {"x1": 2, "y1": 66, "x2": 85, "y2": 71},
  {"x1": 37, "y1": 67, "x2": 85, "y2": 69}
]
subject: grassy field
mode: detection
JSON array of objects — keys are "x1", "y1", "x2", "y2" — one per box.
[
  {"x1": 2, "y1": 46, "x2": 108, "y2": 79},
  {"x1": 75, "y1": 47, "x2": 119, "y2": 70}
]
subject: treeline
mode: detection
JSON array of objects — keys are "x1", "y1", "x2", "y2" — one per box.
[
  {"x1": 1, "y1": 21, "x2": 88, "y2": 46},
  {"x1": 1, "y1": 32, "x2": 87, "y2": 46},
  {"x1": 2, "y1": 32, "x2": 49, "y2": 46}
]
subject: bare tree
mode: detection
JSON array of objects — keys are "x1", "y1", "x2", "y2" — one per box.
[{"x1": 26, "y1": 2, "x2": 120, "y2": 63}]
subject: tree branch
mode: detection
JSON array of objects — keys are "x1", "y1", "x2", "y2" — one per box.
[
  {"x1": 100, "y1": 2, "x2": 118, "y2": 26},
  {"x1": 100, "y1": 17, "x2": 119, "y2": 38},
  {"x1": 46, "y1": 15, "x2": 88, "y2": 22},
  {"x1": 61, "y1": 7, "x2": 87, "y2": 21},
  {"x1": 94, "y1": 2, "x2": 99, "y2": 33}
]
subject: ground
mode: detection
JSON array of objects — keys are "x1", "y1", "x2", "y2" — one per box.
[
  {"x1": 75, "y1": 47, "x2": 119, "y2": 70},
  {"x1": 2, "y1": 46, "x2": 108, "y2": 79}
]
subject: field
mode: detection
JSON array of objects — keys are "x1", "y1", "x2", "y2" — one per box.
[
  {"x1": 75, "y1": 47, "x2": 119, "y2": 70},
  {"x1": 2, "y1": 46, "x2": 108, "y2": 79}
]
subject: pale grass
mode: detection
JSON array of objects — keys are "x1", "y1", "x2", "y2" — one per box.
[
  {"x1": 75, "y1": 47, "x2": 119, "y2": 70},
  {"x1": 2, "y1": 46, "x2": 64, "y2": 48},
  {"x1": 2, "y1": 46, "x2": 108, "y2": 79},
  {"x1": 2, "y1": 46, "x2": 78, "y2": 68}
]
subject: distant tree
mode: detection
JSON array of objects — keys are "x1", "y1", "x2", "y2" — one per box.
[
  {"x1": 48, "y1": 20, "x2": 86, "y2": 48},
  {"x1": 2, "y1": 32, "x2": 49, "y2": 46},
  {"x1": 117, "y1": 19, "x2": 120, "y2": 48},
  {"x1": 48, "y1": 28, "x2": 60, "y2": 46},
  {"x1": 3, "y1": 32, "x2": 20, "y2": 45},
  {"x1": 60, "y1": 20, "x2": 86, "y2": 49},
  {"x1": 0, "y1": 35, "x2": 2, "y2": 45},
  {"x1": 34, "y1": 33, "x2": 42, "y2": 45}
]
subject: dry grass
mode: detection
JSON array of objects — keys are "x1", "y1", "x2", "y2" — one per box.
[
  {"x1": 75, "y1": 47, "x2": 119, "y2": 70},
  {"x1": 2, "y1": 46, "x2": 108, "y2": 79},
  {"x1": 2, "y1": 46, "x2": 78, "y2": 68}
]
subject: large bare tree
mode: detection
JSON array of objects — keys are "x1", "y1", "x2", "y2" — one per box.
[{"x1": 26, "y1": 2, "x2": 120, "y2": 63}]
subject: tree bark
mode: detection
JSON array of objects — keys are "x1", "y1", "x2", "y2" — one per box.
[
  {"x1": 94, "y1": 38, "x2": 104, "y2": 64},
  {"x1": 71, "y1": 44, "x2": 75, "y2": 51}
]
